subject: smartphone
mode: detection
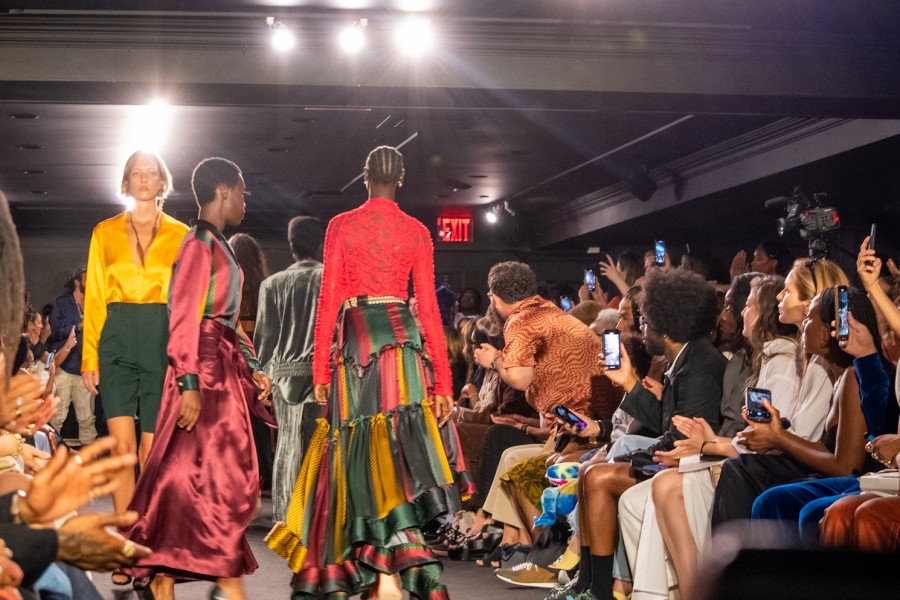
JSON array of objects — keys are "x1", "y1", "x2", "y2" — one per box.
[
  {"x1": 44, "y1": 351, "x2": 55, "y2": 369},
  {"x1": 745, "y1": 387, "x2": 773, "y2": 423},
  {"x1": 560, "y1": 296, "x2": 573, "y2": 311},
  {"x1": 640, "y1": 464, "x2": 668, "y2": 476},
  {"x1": 835, "y1": 284, "x2": 850, "y2": 342},
  {"x1": 654, "y1": 240, "x2": 666, "y2": 266},
  {"x1": 584, "y1": 269, "x2": 597, "y2": 292},
  {"x1": 552, "y1": 404, "x2": 587, "y2": 432},
  {"x1": 602, "y1": 329, "x2": 621, "y2": 370},
  {"x1": 868, "y1": 223, "x2": 877, "y2": 251}
]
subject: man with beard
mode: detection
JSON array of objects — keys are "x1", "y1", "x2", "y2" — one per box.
[
  {"x1": 560, "y1": 269, "x2": 725, "y2": 600},
  {"x1": 49, "y1": 267, "x2": 97, "y2": 447},
  {"x1": 473, "y1": 261, "x2": 608, "y2": 419}
]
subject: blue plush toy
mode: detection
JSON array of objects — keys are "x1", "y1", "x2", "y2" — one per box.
[{"x1": 534, "y1": 463, "x2": 580, "y2": 527}]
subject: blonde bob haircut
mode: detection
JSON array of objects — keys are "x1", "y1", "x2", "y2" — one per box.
[{"x1": 120, "y1": 150, "x2": 174, "y2": 200}]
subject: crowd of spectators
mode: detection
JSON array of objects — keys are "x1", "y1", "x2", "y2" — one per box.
[
  {"x1": 4, "y1": 170, "x2": 900, "y2": 600},
  {"x1": 428, "y1": 239, "x2": 900, "y2": 600}
]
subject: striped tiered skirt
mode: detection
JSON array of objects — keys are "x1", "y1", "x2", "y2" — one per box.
[{"x1": 267, "y1": 297, "x2": 471, "y2": 599}]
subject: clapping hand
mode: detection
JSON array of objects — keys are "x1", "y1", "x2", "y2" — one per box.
[
  {"x1": 1, "y1": 371, "x2": 59, "y2": 435},
  {"x1": 20, "y1": 437, "x2": 137, "y2": 525},
  {"x1": 654, "y1": 415, "x2": 716, "y2": 466},
  {"x1": 730, "y1": 250, "x2": 750, "y2": 280}
]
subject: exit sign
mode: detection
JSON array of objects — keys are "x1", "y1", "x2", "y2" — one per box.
[{"x1": 437, "y1": 215, "x2": 473, "y2": 243}]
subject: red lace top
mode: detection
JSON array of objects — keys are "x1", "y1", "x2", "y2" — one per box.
[{"x1": 313, "y1": 197, "x2": 452, "y2": 395}]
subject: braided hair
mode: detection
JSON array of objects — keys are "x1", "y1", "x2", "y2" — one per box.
[{"x1": 364, "y1": 146, "x2": 404, "y2": 185}]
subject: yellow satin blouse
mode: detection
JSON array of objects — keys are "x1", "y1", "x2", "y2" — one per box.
[{"x1": 82, "y1": 211, "x2": 189, "y2": 372}]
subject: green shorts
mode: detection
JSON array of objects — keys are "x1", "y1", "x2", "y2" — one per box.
[{"x1": 98, "y1": 303, "x2": 169, "y2": 433}]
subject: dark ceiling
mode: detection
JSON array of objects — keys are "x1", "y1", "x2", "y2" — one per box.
[{"x1": 2, "y1": 0, "x2": 900, "y2": 250}]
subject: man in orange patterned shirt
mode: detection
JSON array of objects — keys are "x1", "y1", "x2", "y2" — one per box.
[{"x1": 473, "y1": 261, "x2": 604, "y2": 417}]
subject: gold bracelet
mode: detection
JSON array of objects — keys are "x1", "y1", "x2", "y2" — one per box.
[{"x1": 1, "y1": 429, "x2": 23, "y2": 458}]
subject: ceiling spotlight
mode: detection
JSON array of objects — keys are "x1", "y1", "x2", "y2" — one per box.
[
  {"x1": 338, "y1": 19, "x2": 367, "y2": 54},
  {"x1": 394, "y1": 17, "x2": 434, "y2": 57},
  {"x1": 267, "y1": 17, "x2": 295, "y2": 52},
  {"x1": 485, "y1": 205, "x2": 500, "y2": 224}
]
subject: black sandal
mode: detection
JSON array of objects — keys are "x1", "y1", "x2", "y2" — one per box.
[
  {"x1": 111, "y1": 570, "x2": 133, "y2": 586},
  {"x1": 475, "y1": 542, "x2": 509, "y2": 568}
]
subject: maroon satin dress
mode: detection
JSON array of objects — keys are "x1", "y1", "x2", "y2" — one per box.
[{"x1": 124, "y1": 221, "x2": 274, "y2": 581}]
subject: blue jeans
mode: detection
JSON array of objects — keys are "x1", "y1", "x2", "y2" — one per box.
[{"x1": 751, "y1": 476, "x2": 860, "y2": 544}]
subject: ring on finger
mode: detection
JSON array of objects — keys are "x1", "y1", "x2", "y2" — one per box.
[
  {"x1": 122, "y1": 539, "x2": 136, "y2": 559},
  {"x1": 74, "y1": 454, "x2": 84, "y2": 466},
  {"x1": 15, "y1": 396, "x2": 23, "y2": 408}
]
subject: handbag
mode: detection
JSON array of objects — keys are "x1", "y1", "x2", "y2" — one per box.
[{"x1": 859, "y1": 469, "x2": 899, "y2": 497}]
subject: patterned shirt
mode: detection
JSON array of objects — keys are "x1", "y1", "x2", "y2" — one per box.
[
  {"x1": 501, "y1": 295, "x2": 603, "y2": 415},
  {"x1": 168, "y1": 220, "x2": 260, "y2": 392}
]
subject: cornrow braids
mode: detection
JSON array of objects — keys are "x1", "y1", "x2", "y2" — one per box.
[
  {"x1": 364, "y1": 146, "x2": 404, "y2": 185},
  {"x1": 0, "y1": 191, "x2": 25, "y2": 386}
]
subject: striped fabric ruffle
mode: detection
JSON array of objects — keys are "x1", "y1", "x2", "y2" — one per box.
[{"x1": 267, "y1": 300, "x2": 466, "y2": 599}]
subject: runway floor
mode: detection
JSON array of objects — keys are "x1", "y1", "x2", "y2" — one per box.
[{"x1": 87, "y1": 496, "x2": 550, "y2": 600}]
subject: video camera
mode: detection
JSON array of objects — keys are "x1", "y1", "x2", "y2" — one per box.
[{"x1": 765, "y1": 187, "x2": 840, "y2": 258}]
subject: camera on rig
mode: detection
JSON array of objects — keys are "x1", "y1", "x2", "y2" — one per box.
[{"x1": 766, "y1": 187, "x2": 840, "y2": 258}]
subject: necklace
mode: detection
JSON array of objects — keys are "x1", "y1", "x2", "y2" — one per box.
[{"x1": 128, "y1": 210, "x2": 161, "y2": 268}]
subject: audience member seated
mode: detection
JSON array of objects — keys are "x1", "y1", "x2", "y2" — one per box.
[
  {"x1": 560, "y1": 269, "x2": 724, "y2": 600},
  {"x1": 712, "y1": 286, "x2": 891, "y2": 536},
  {"x1": 625, "y1": 273, "x2": 803, "y2": 599}
]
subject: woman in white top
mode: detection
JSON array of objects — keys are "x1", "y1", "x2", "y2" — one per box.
[{"x1": 642, "y1": 262, "x2": 848, "y2": 600}]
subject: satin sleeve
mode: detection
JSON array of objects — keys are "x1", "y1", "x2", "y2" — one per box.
[
  {"x1": 253, "y1": 279, "x2": 277, "y2": 370},
  {"x1": 313, "y1": 217, "x2": 345, "y2": 385},
  {"x1": 82, "y1": 228, "x2": 107, "y2": 373},
  {"x1": 167, "y1": 236, "x2": 211, "y2": 394},
  {"x1": 411, "y1": 227, "x2": 452, "y2": 396}
]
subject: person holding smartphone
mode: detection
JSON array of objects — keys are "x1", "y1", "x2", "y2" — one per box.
[
  {"x1": 48, "y1": 268, "x2": 97, "y2": 448},
  {"x1": 560, "y1": 269, "x2": 724, "y2": 600},
  {"x1": 747, "y1": 286, "x2": 897, "y2": 544},
  {"x1": 630, "y1": 275, "x2": 801, "y2": 599}
]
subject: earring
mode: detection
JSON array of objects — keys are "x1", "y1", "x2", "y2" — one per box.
[{"x1": 398, "y1": 179, "x2": 404, "y2": 188}]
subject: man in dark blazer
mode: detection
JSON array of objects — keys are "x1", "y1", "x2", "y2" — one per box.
[{"x1": 562, "y1": 269, "x2": 725, "y2": 600}]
